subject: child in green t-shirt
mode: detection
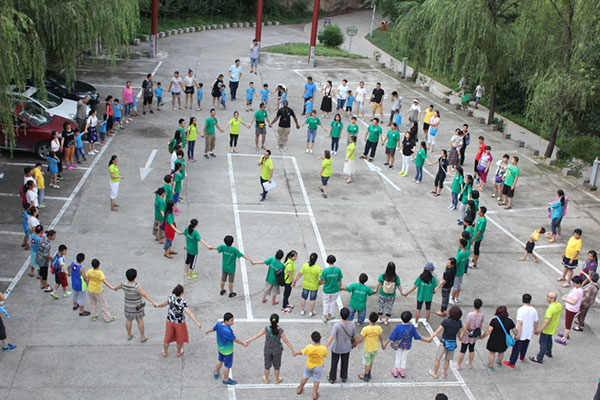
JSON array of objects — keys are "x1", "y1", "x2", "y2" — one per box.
[
  {"x1": 403, "y1": 262, "x2": 438, "y2": 326},
  {"x1": 342, "y1": 273, "x2": 374, "y2": 324},
  {"x1": 299, "y1": 110, "x2": 325, "y2": 153},
  {"x1": 319, "y1": 255, "x2": 343, "y2": 322},
  {"x1": 215, "y1": 235, "x2": 254, "y2": 298}
]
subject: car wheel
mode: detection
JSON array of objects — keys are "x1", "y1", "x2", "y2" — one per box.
[{"x1": 35, "y1": 141, "x2": 51, "y2": 159}]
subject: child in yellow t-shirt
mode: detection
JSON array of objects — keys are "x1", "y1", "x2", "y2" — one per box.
[
  {"x1": 32, "y1": 163, "x2": 45, "y2": 208},
  {"x1": 294, "y1": 331, "x2": 328, "y2": 399},
  {"x1": 355, "y1": 312, "x2": 385, "y2": 381},
  {"x1": 518, "y1": 227, "x2": 545, "y2": 262}
]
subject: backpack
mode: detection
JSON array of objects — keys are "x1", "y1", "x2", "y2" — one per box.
[
  {"x1": 168, "y1": 138, "x2": 177, "y2": 154},
  {"x1": 18, "y1": 185, "x2": 27, "y2": 205},
  {"x1": 382, "y1": 278, "x2": 396, "y2": 295},
  {"x1": 50, "y1": 253, "x2": 61, "y2": 274},
  {"x1": 275, "y1": 268, "x2": 286, "y2": 286}
]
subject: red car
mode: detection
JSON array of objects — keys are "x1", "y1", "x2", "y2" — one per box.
[{"x1": 0, "y1": 101, "x2": 76, "y2": 159}]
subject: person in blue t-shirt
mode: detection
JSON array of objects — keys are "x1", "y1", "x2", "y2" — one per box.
[
  {"x1": 246, "y1": 82, "x2": 256, "y2": 112},
  {"x1": 260, "y1": 84, "x2": 269, "y2": 106},
  {"x1": 74, "y1": 128, "x2": 86, "y2": 163},
  {"x1": 154, "y1": 82, "x2": 164, "y2": 111},
  {"x1": 394, "y1": 109, "x2": 402, "y2": 127},
  {"x1": 70, "y1": 253, "x2": 90, "y2": 316},
  {"x1": 46, "y1": 151, "x2": 59, "y2": 188},
  {"x1": 346, "y1": 90, "x2": 355, "y2": 114},
  {"x1": 220, "y1": 87, "x2": 227, "y2": 109},
  {"x1": 302, "y1": 77, "x2": 317, "y2": 115},
  {"x1": 305, "y1": 97, "x2": 314, "y2": 115},
  {"x1": 383, "y1": 311, "x2": 433, "y2": 378},
  {"x1": 196, "y1": 83, "x2": 203, "y2": 111},
  {"x1": 113, "y1": 99, "x2": 124, "y2": 129},
  {"x1": 205, "y1": 312, "x2": 247, "y2": 385}
]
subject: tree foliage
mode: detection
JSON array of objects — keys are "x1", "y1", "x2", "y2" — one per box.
[
  {"x1": 0, "y1": 0, "x2": 139, "y2": 148},
  {"x1": 382, "y1": 0, "x2": 600, "y2": 161},
  {"x1": 318, "y1": 25, "x2": 345, "y2": 48}
]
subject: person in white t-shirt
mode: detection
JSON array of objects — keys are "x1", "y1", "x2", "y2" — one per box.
[
  {"x1": 505, "y1": 293, "x2": 538, "y2": 368},
  {"x1": 354, "y1": 81, "x2": 368, "y2": 120},
  {"x1": 336, "y1": 79, "x2": 349, "y2": 111},
  {"x1": 183, "y1": 69, "x2": 199, "y2": 110},
  {"x1": 168, "y1": 71, "x2": 184, "y2": 111},
  {"x1": 388, "y1": 91, "x2": 403, "y2": 126},
  {"x1": 474, "y1": 83, "x2": 485, "y2": 109}
]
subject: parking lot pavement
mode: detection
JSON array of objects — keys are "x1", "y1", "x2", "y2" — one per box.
[{"x1": 0, "y1": 12, "x2": 599, "y2": 400}]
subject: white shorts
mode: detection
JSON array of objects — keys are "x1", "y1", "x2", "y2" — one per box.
[
  {"x1": 427, "y1": 134, "x2": 437, "y2": 145},
  {"x1": 358, "y1": 101, "x2": 365, "y2": 111},
  {"x1": 110, "y1": 181, "x2": 120, "y2": 199}
]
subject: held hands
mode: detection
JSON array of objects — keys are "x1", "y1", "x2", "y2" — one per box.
[
  {"x1": 196, "y1": 322, "x2": 202, "y2": 329},
  {"x1": 152, "y1": 302, "x2": 158, "y2": 307},
  {"x1": 534, "y1": 329, "x2": 541, "y2": 335}
]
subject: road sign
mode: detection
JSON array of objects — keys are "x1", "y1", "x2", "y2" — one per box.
[
  {"x1": 324, "y1": 18, "x2": 331, "y2": 27},
  {"x1": 346, "y1": 25, "x2": 358, "y2": 37}
]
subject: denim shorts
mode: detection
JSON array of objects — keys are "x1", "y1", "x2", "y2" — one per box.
[
  {"x1": 307, "y1": 129, "x2": 317, "y2": 143},
  {"x1": 302, "y1": 288, "x2": 318, "y2": 301},
  {"x1": 321, "y1": 176, "x2": 330, "y2": 186},
  {"x1": 303, "y1": 365, "x2": 323, "y2": 381}
]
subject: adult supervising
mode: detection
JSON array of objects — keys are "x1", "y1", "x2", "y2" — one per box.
[
  {"x1": 229, "y1": 59, "x2": 242, "y2": 100},
  {"x1": 270, "y1": 101, "x2": 300, "y2": 150},
  {"x1": 258, "y1": 150, "x2": 274, "y2": 202}
]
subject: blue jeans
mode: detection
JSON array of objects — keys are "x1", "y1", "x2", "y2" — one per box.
[
  {"x1": 551, "y1": 217, "x2": 561, "y2": 235},
  {"x1": 348, "y1": 307, "x2": 366, "y2": 323},
  {"x1": 75, "y1": 147, "x2": 85, "y2": 161},
  {"x1": 124, "y1": 103, "x2": 132, "y2": 117},
  {"x1": 331, "y1": 137, "x2": 339, "y2": 152},
  {"x1": 307, "y1": 129, "x2": 317, "y2": 143},
  {"x1": 187, "y1": 140, "x2": 196, "y2": 159},
  {"x1": 156, "y1": 97, "x2": 162, "y2": 108},
  {"x1": 536, "y1": 333, "x2": 553, "y2": 361},
  {"x1": 336, "y1": 98, "x2": 346, "y2": 110},
  {"x1": 452, "y1": 191, "x2": 459, "y2": 207},
  {"x1": 415, "y1": 166, "x2": 423, "y2": 182},
  {"x1": 163, "y1": 238, "x2": 173, "y2": 251}
]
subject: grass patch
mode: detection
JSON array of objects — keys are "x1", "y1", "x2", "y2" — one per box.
[
  {"x1": 265, "y1": 43, "x2": 366, "y2": 59},
  {"x1": 138, "y1": 13, "x2": 320, "y2": 36}
]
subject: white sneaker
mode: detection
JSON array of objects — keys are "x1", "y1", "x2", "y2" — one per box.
[
  {"x1": 448, "y1": 205, "x2": 455, "y2": 210},
  {"x1": 306, "y1": 149, "x2": 309, "y2": 153},
  {"x1": 449, "y1": 298, "x2": 455, "y2": 305},
  {"x1": 93, "y1": 150, "x2": 99, "y2": 154},
  {"x1": 309, "y1": 149, "x2": 313, "y2": 153},
  {"x1": 455, "y1": 298, "x2": 460, "y2": 303},
  {"x1": 300, "y1": 310, "x2": 306, "y2": 316},
  {"x1": 88, "y1": 151, "x2": 95, "y2": 155}
]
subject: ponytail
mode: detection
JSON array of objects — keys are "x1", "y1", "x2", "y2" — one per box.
[
  {"x1": 187, "y1": 219, "x2": 198, "y2": 235},
  {"x1": 308, "y1": 252, "x2": 318, "y2": 266},
  {"x1": 108, "y1": 155, "x2": 117, "y2": 167},
  {"x1": 284, "y1": 250, "x2": 297, "y2": 263},
  {"x1": 269, "y1": 313, "x2": 280, "y2": 336}
]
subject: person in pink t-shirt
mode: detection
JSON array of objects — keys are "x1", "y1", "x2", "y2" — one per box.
[
  {"x1": 555, "y1": 275, "x2": 583, "y2": 345},
  {"x1": 122, "y1": 81, "x2": 135, "y2": 123}
]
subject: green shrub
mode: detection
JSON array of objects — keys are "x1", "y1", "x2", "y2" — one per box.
[
  {"x1": 492, "y1": 117, "x2": 505, "y2": 133},
  {"x1": 318, "y1": 25, "x2": 344, "y2": 48},
  {"x1": 557, "y1": 135, "x2": 600, "y2": 164}
]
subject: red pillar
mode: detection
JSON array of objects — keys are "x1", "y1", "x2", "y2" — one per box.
[
  {"x1": 151, "y1": 0, "x2": 158, "y2": 57},
  {"x1": 255, "y1": 0, "x2": 264, "y2": 45},
  {"x1": 308, "y1": 0, "x2": 320, "y2": 67}
]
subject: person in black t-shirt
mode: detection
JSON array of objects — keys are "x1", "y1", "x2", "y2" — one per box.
[
  {"x1": 370, "y1": 82, "x2": 385, "y2": 121},
  {"x1": 269, "y1": 101, "x2": 299, "y2": 150},
  {"x1": 427, "y1": 306, "x2": 464, "y2": 379},
  {"x1": 434, "y1": 258, "x2": 457, "y2": 317},
  {"x1": 141, "y1": 73, "x2": 154, "y2": 114}
]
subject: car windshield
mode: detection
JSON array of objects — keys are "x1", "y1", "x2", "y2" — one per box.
[
  {"x1": 16, "y1": 102, "x2": 52, "y2": 126},
  {"x1": 46, "y1": 71, "x2": 67, "y2": 86},
  {"x1": 29, "y1": 89, "x2": 62, "y2": 109}
]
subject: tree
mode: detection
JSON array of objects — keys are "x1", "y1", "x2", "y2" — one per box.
[
  {"x1": 518, "y1": 0, "x2": 600, "y2": 158},
  {"x1": 390, "y1": 0, "x2": 521, "y2": 124},
  {"x1": 0, "y1": 0, "x2": 139, "y2": 149}
]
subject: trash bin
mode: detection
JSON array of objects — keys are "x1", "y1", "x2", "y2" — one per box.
[{"x1": 381, "y1": 21, "x2": 388, "y2": 30}]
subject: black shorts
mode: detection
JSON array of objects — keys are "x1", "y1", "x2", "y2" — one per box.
[
  {"x1": 345, "y1": 106, "x2": 352, "y2": 112},
  {"x1": 562, "y1": 256, "x2": 578, "y2": 269},
  {"x1": 143, "y1": 95, "x2": 153, "y2": 105},
  {"x1": 502, "y1": 183, "x2": 515, "y2": 197},
  {"x1": 39, "y1": 265, "x2": 48, "y2": 280},
  {"x1": 525, "y1": 241, "x2": 535, "y2": 254},
  {"x1": 185, "y1": 86, "x2": 194, "y2": 94},
  {"x1": 416, "y1": 300, "x2": 432, "y2": 310},
  {"x1": 460, "y1": 342, "x2": 475, "y2": 353},
  {"x1": 423, "y1": 122, "x2": 430, "y2": 131},
  {"x1": 434, "y1": 172, "x2": 445, "y2": 188},
  {"x1": 473, "y1": 240, "x2": 481, "y2": 256},
  {"x1": 185, "y1": 253, "x2": 197, "y2": 269}
]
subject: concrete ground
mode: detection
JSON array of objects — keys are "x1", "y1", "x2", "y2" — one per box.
[{"x1": 0, "y1": 9, "x2": 599, "y2": 400}]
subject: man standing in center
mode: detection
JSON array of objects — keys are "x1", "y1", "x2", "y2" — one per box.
[
  {"x1": 529, "y1": 292, "x2": 562, "y2": 364},
  {"x1": 75, "y1": 96, "x2": 89, "y2": 133},
  {"x1": 505, "y1": 293, "x2": 538, "y2": 368},
  {"x1": 258, "y1": 150, "x2": 273, "y2": 202},
  {"x1": 202, "y1": 108, "x2": 225, "y2": 159},
  {"x1": 228, "y1": 59, "x2": 242, "y2": 101},
  {"x1": 141, "y1": 73, "x2": 154, "y2": 115},
  {"x1": 336, "y1": 79, "x2": 350, "y2": 111},
  {"x1": 250, "y1": 103, "x2": 271, "y2": 151},
  {"x1": 302, "y1": 77, "x2": 317, "y2": 115},
  {"x1": 370, "y1": 82, "x2": 385, "y2": 121},
  {"x1": 359, "y1": 118, "x2": 383, "y2": 162},
  {"x1": 270, "y1": 100, "x2": 300, "y2": 150}
]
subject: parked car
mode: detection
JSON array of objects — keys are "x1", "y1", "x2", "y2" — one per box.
[
  {"x1": 43, "y1": 70, "x2": 100, "y2": 108},
  {"x1": 0, "y1": 100, "x2": 76, "y2": 159},
  {"x1": 8, "y1": 86, "x2": 87, "y2": 123}
]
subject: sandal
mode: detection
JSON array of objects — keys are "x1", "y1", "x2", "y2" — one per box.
[
  {"x1": 573, "y1": 327, "x2": 583, "y2": 331},
  {"x1": 556, "y1": 277, "x2": 565, "y2": 281},
  {"x1": 162, "y1": 351, "x2": 168, "y2": 357},
  {"x1": 561, "y1": 282, "x2": 570, "y2": 287},
  {"x1": 428, "y1": 370, "x2": 439, "y2": 379},
  {"x1": 504, "y1": 206, "x2": 512, "y2": 210},
  {"x1": 313, "y1": 394, "x2": 319, "y2": 400},
  {"x1": 322, "y1": 194, "x2": 327, "y2": 198},
  {"x1": 275, "y1": 377, "x2": 283, "y2": 384},
  {"x1": 141, "y1": 336, "x2": 149, "y2": 343},
  {"x1": 263, "y1": 376, "x2": 269, "y2": 384},
  {"x1": 176, "y1": 351, "x2": 184, "y2": 358},
  {"x1": 296, "y1": 387, "x2": 303, "y2": 395}
]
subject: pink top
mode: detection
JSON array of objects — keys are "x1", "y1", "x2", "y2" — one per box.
[
  {"x1": 461, "y1": 311, "x2": 484, "y2": 344},
  {"x1": 565, "y1": 287, "x2": 583, "y2": 313},
  {"x1": 122, "y1": 87, "x2": 134, "y2": 104}
]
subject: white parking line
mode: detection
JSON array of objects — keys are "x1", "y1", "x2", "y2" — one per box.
[
  {"x1": 234, "y1": 381, "x2": 463, "y2": 390},
  {"x1": 0, "y1": 278, "x2": 14, "y2": 282},
  {"x1": 0, "y1": 231, "x2": 23, "y2": 236},
  {"x1": 3, "y1": 134, "x2": 116, "y2": 299},
  {"x1": 534, "y1": 244, "x2": 565, "y2": 249},
  {"x1": 237, "y1": 210, "x2": 311, "y2": 216},
  {"x1": 226, "y1": 153, "x2": 254, "y2": 320}
]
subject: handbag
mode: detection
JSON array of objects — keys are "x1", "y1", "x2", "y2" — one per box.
[
  {"x1": 275, "y1": 267, "x2": 286, "y2": 286},
  {"x1": 390, "y1": 325, "x2": 412, "y2": 350},
  {"x1": 496, "y1": 316, "x2": 515, "y2": 347},
  {"x1": 267, "y1": 326, "x2": 284, "y2": 351},
  {"x1": 494, "y1": 175, "x2": 503, "y2": 184},
  {"x1": 339, "y1": 323, "x2": 355, "y2": 345},
  {"x1": 136, "y1": 302, "x2": 146, "y2": 311},
  {"x1": 468, "y1": 327, "x2": 482, "y2": 338},
  {"x1": 441, "y1": 338, "x2": 457, "y2": 351},
  {"x1": 477, "y1": 164, "x2": 486, "y2": 173}
]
